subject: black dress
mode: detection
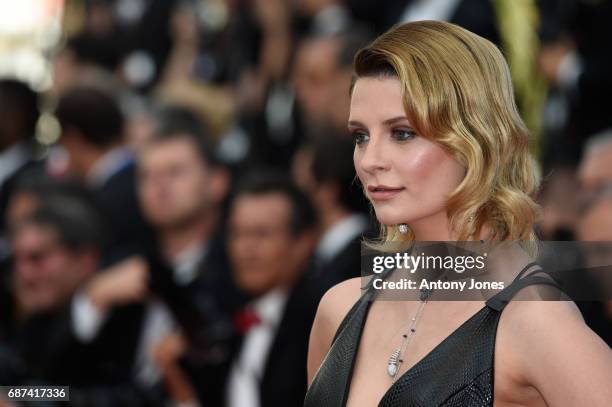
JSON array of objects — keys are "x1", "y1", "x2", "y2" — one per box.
[{"x1": 303, "y1": 262, "x2": 563, "y2": 406}]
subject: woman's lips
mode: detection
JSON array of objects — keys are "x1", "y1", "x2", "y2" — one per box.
[{"x1": 367, "y1": 186, "x2": 405, "y2": 201}]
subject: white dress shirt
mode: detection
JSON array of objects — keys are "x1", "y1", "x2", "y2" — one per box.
[
  {"x1": 72, "y1": 241, "x2": 206, "y2": 340},
  {"x1": 86, "y1": 146, "x2": 134, "y2": 188},
  {"x1": 0, "y1": 142, "x2": 29, "y2": 188},
  {"x1": 71, "y1": 289, "x2": 109, "y2": 343},
  {"x1": 315, "y1": 213, "x2": 368, "y2": 263},
  {"x1": 173, "y1": 242, "x2": 208, "y2": 286},
  {"x1": 227, "y1": 288, "x2": 289, "y2": 407}
]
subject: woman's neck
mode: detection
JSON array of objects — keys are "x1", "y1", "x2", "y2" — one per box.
[
  {"x1": 408, "y1": 211, "x2": 495, "y2": 242},
  {"x1": 408, "y1": 210, "x2": 454, "y2": 241}
]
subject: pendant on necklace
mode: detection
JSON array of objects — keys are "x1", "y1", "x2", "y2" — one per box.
[{"x1": 387, "y1": 348, "x2": 401, "y2": 377}]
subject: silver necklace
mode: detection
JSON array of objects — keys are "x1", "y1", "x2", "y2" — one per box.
[{"x1": 387, "y1": 287, "x2": 433, "y2": 379}]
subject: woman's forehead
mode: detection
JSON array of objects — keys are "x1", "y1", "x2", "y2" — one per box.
[{"x1": 349, "y1": 77, "x2": 407, "y2": 124}]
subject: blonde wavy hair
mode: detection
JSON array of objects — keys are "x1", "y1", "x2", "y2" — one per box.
[{"x1": 351, "y1": 20, "x2": 541, "y2": 244}]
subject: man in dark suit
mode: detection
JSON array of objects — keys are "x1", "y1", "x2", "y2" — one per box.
[
  {"x1": 0, "y1": 79, "x2": 41, "y2": 263},
  {"x1": 52, "y1": 86, "x2": 155, "y2": 402},
  {"x1": 156, "y1": 172, "x2": 321, "y2": 406},
  {"x1": 137, "y1": 107, "x2": 247, "y2": 390},
  {"x1": 292, "y1": 27, "x2": 373, "y2": 139},
  {"x1": 224, "y1": 172, "x2": 321, "y2": 407},
  {"x1": 2, "y1": 197, "x2": 170, "y2": 405},
  {"x1": 304, "y1": 136, "x2": 371, "y2": 288},
  {"x1": 2, "y1": 199, "x2": 103, "y2": 383},
  {"x1": 54, "y1": 85, "x2": 153, "y2": 264}
]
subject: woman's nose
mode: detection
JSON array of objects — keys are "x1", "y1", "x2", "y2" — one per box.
[{"x1": 357, "y1": 136, "x2": 390, "y2": 174}]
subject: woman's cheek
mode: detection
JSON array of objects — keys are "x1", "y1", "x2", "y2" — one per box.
[
  {"x1": 397, "y1": 143, "x2": 464, "y2": 200},
  {"x1": 397, "y1": 145, "x2": 441, "y2": 183}
]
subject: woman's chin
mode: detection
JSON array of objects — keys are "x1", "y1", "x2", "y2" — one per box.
[
  {"x1": 373, "y1": 213, "x2": 407, "y2": 227},
  {"x1": 370, "y1": 204, "x2": 405, "y2": 223}
]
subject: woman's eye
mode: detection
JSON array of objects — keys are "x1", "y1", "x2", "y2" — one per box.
[
  {"x1": 392, "y1": 128, "x2": 416, "y2": 141},
  {"x1": 352, "y1": 131, "x2": 369, "y2": 145}
]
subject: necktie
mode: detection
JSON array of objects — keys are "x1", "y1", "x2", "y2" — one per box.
[{"x1": 233, "y1": 307, "x2": 262, "y2": 334}]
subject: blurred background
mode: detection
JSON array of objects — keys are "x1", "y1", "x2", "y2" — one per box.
[{"x1": 0, "y1": 0, "x2": 610, "y2": 406}]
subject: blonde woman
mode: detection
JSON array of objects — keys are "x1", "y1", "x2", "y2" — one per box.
[{"x1": 304, "y1": 21, "x2": 612, "y2": 406}]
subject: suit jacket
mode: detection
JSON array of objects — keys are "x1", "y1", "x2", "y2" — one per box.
[
  {"x1": 0, "y1": 298, "x2": 164, "y2": 407},
  {"x1": 0, "y1": 158, "x2": 43, "y2": 257},
  {"x1": 184, "y1": 265, "x2": 326, "y2": 407},
  {"x1": 258, "y1": 270, "x2": 327, "y2": 407},
  {"x1": 83, "y1": 159, "x2": 154, "y2": 403},
  {"x1": 312, "y1": 234, "x2": 364, "y2": 291},
  {"x1": 149, "y1": 227, "x2": 249, "y2": 353},
  {"x1": 91, "y1": 160, "x2": 155, "y2": 266}
]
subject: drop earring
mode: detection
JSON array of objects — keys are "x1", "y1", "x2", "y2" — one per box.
[{"x1": 398, "y1": 224, "x2": 409, "y2": 234}]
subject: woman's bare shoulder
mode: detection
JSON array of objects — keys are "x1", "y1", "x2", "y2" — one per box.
[
  {"x1": 307, "y1": 277, "x2": 364, "y2": 384},
  {"x1": 316, "y1": 277, "x2": 364, "y2": 335},
  {"x1": 498, "y1": 298, "x2": 594, "y2": 359}
]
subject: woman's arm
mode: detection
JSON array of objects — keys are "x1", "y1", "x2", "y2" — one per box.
[{"x1": 513, "y1": 300, "x2": 612, "y2": 406}]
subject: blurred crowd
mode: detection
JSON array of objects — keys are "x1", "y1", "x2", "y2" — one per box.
[{"x1": 0, "y1": 0, "x2": 611, "y2": 406}]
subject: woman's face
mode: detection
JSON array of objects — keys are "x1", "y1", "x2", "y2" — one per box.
[{"x1": 350, "y1": 77, "x2": 465, "y2": 235}]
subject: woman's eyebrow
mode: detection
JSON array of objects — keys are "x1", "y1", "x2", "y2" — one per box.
[
  {"x1": 348, "y1": 116, "x2": 410, "y2": 128},
  {"x1": 347, "y1": 120, "x2": 364, "y2": 128},
  {"x1": 382, "y1": 116, "x2": 410, "y2": 125}
]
